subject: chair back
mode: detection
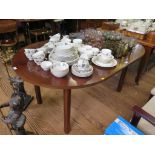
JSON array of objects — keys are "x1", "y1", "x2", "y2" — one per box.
[{"x1": 0, "y1": 20, "x2": 17, "y2": 34}]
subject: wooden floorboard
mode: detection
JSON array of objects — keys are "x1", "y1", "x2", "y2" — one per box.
[{"x1": 0, "y1": 62, "x2": 155, "y2": 134}]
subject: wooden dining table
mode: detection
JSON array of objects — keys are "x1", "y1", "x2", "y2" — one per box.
[{"x1": 12, "y1": 41, "x2": 145, "y2": 134}]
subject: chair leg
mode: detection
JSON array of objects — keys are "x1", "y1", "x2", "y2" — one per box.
[
  {"x1": 43, "y1": 34, "x2": 46, "y2": 41},
  {"x1": 35, "y1": 35, "x2": 38, "y2": 42},
  {"x1": 130, "y1": 113, "x2": 141, "y2": 127},
  {"x1": 148, "y1": 94, "x2": 153, "y2": 100}
]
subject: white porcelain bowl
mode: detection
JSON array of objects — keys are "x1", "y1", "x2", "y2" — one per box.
[
  {"x1": 50, "y1": 62, "x2": 69, "y2": 78},
  {"x1": 40, "y1": 61, "x2": 53, "y2": 71}
]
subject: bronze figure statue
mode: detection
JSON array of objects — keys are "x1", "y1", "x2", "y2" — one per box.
[{"x1": 0, "y1": 76, "x2": 33, "y2": 135}]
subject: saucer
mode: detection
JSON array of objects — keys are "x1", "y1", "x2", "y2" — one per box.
[{"x1": 92, "y1": 56, "x2": 117, "y2": 68}]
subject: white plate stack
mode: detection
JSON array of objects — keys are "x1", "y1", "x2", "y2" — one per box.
[{"x1": 49, "y1": 44, "x2": 79, "y2": 66}]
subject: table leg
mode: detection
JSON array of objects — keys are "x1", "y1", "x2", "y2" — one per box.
[
  {"x1": 34, "y1": 85, "x2": 42, "y2": 104},
  {"x1": 142, "y1": 46, "x2": 152, "y2": 72},
  {"x1": 64, "y1": 89, "x2": 71, "y2": 134},
  {"x1": 117, "y1": 67, "x2": 128, "y2": 92},
  {"x1": 135, "y1": 56, "x2": 145, "y2": 85}
]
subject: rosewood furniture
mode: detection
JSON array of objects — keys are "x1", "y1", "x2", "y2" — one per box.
[
  {"x1": 12, "y1": 41, "x2": 145, "y2": 134},
  {"x1": 130, "y1": 96, "x2": 155, "y2": 134}
]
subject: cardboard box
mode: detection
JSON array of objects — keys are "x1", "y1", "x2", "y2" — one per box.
[{"x1": 104, "y1": 116, "x2": 144, "y2": 135}]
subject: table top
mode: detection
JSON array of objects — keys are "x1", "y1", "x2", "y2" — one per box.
[
  {"x1": 137, "y1": 39, "x2": 155, "y2": 48},
  {"x1": 12, "y1": 41, "x2": 145, "y2": 89}
]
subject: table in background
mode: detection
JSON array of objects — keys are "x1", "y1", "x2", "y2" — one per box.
[
  {"x1": 117, "y1": 29, "x2": 155, "y2": 72},
  {"x1": 12, "y1": 41, "x2": 145, "y2": 133}
]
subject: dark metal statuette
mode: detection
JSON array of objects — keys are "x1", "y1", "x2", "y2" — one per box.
[{"x1": 0, "y1": 76, "x2": 33, "y2": 135}]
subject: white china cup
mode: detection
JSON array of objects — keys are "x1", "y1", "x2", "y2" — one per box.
[
  {"x1": 24, "y1": 49, "x2": 36, "y2": 60},
  {"x1": 73, "y1": 39, "x2": 83, "y2": 49},
  {"x1": 32, "y1": 51, "x2": 45, "y2": 59},
  {"x1": 32, "y1": 51, "x2": 45, "y2": 65},
  {"x1": 49, "y1": 33, "x2": 60, "y2": 42},
  {"x1": 101, "y1": 49, "x2": 112, "y2": 56},
  {"x1": 40, "y1": 61, "x2": 53, "y2": 71},
  {"x1": 97, "y1": 53, "x2": 114, "y2": 64}
]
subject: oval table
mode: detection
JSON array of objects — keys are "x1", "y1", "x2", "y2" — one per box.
[{"x1": 12, "y1": 41, "x2": 145, "y2": 134}]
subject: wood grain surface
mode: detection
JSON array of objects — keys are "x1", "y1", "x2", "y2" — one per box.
[{"x1": 0, "y1": 56, "x2": 155, "y2": 134}]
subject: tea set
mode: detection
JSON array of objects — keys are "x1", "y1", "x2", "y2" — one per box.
[{"x1": 24, "y1": 33, "x2": 117, "y2": 78}]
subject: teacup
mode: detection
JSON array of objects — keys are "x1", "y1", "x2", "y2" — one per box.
[
  {"x1": 32, "y1": 51, "x2": 45, "y2": 65},
  {"x1": 73, "y1": 39, "x2": 83, "y2": 49},
  {"x1": 49, "y1": 33, "x2": 60, "y2": 42},
  {"x1": 32, "y1": 51, "x2": 45, "y2": 59},
  {"x1": 97, "y1": 53, "x2": 114, "y2": 64},
  {"x1": 24, "y1": 49, "x2": 36, "y2": 60},
  {"x1": 101, "y1": 49, "x2": 112, "y2": 57},
  {"x1": 40, "y1": 61, "x2": 53, "y2": 71}
]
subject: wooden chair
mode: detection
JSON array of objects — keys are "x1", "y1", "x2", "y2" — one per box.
[
  {"x1": 28, "y1": 20, "x2": 53, "y2": 43},
  {"x1": 30, "y1": 28, "x2": 52, "y2": 43},
  {"x1": 53, "y1": 19, "x2": 64, "y2": 35},
  {"x1": 130, "y1": 90, "x2": 155, "y2": 134},
  {"x1": 0, "y1": 20, "x2": 18, "y2": 62}
]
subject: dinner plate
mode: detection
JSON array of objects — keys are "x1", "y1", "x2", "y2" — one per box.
[{"x1": 92, "y1": 56, "x2": 117, "y2": 67}]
